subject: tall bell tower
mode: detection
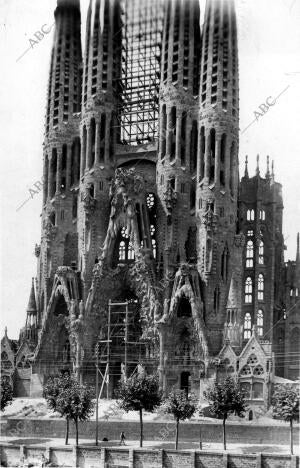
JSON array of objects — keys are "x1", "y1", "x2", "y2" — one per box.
[{"x1": 196, "y1": 0, "x2": 240, "y2": 353}]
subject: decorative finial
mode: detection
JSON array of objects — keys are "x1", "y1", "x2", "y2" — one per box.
[
  {"x1": 256, "y1": 154, "x2": 260, "y2": 176},
  {"x1": 244, "y1": 155, "x2": 249, "y2": 177},
  {"x1": 266, "y1": 155, "x2": 270, "y2": 178},
  {"x1": 296, "y1": 233, "x2": 300, "y2": 264},
  {"x1": 271, "y1": 160, "x2": 275, "y2": 179},
  {"x1": 4, "y1": 326, "x2": 7, "y2": 337}
]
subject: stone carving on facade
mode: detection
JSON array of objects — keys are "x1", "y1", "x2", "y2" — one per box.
[
  {"x1": 34, "y1": 244, "x2": 41, "y2": 257},
  {"x1": 234, "y1": 233, "x2": 245, "y2": 248},
  {"x1": 82, "y1": 185, "x2": 96, "y2": 218},
  {"x1": 43, "y1": 216, "x2": 58, "y2": 241},
  {"x1": 163, "y1": 179, "x2": 177, "y2": 219},
  {"x1": 202, "y1": 199, "x2": 218, "y2": 233},
  {"x1": 159, "y1": 263, "x2": 209, "y2": 358}
]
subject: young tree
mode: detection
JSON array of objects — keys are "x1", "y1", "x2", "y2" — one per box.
[
  {"x1": 204, "y1": 376, "x2": 247, "y2": 450},
  {"x1": 44, "y1": 373, "x2": 72, "y2": 444},
  {"x1": 162, "y1": 390, "x2": 197, "y2": 450},
  {"x1": 1, "y1": 377, "x2": 13, "y2": 412},
  {"x1": 44, "y1": 373, "x2": 95, "y2": 446},
  {"x1": 115, "y1": 372, "x2": 162, "y2": 447},
  {"x1": 272, "y1": 385, "x2": 299, "y2": 455}
]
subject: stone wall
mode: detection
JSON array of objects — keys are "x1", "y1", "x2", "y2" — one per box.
[
  {"x1": 0, "y1": 444, "x2": 298, "y2": 468},
  {"x1": 2, "y1": 419, "x2": 299, "y2": 446}
]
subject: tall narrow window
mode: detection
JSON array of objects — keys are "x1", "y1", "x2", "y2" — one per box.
[
  {"x1": 258, "y1": 274, "x2": 264, "y2": 300},
  {"x1": 190, "y1": 121, "x2": 198, "y2": 172},
  {"x1": 209, "y1": 129, "x2": 216, "y2": 183},
  {"x1": 181, "y1": 113, "x2": 186, "y2": 166},
  {"x1": 259, "y1": 209, "x2": 265, "y2": 221},
  {"x1": 161, "y1": 105, "x2": 166, "y2": 159},
  {"x1": 245, "y1": 277, "x2": 253, "y2": 303},
  {"x1": 90, "y1": 118, "x2": 96, "y2": 167},
  {"x1": 247, "y1": 209, "x2": 255, "y2": 221},
  {"x1": 259, "y1": 240, "x2": 264, "y2": 264},
  {"x1": 220, "y1": 134, "x2": 226, "y2": 186},
  {"x1": 169, "y1": 107, "x2": 176, "y2": 161},
  {"x1": 128, "y1": 242, "x2": 135, "y2": 260},
  {"x1": 244, "y1": 313, "x2": 252, "y2": 339},
  {"x1": 199, "y1": 126, "x2": 205, "y2": 180},
  {"x1": 246, "y1": 240, "x2": 254, "y2": 268},
  {"x1": 119, "y1": 241, "x2": 126, "y2": 261},
  {"x1": 230, "y1": 142, "x2": 235, "y2": 196},
  {"x1": 257, "y1": 310, "x2": 263, "y2": 336}
]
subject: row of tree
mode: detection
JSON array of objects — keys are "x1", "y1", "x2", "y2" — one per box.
[{"x1": 1, "y1": 373, "x2": 299, "y2": 453}]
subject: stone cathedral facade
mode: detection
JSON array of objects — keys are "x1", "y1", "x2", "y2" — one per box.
[{"x1": 1, "y1": 0, "x2": 299, "y2": 412}]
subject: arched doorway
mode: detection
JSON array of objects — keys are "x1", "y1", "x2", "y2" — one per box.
[{"x1": 180, "y1": 371, "x2": 191, "y2": 395}]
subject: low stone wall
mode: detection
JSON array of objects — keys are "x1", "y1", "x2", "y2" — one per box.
[
  {"x1": 2, "y1": 419, "x2": 299, "y2": 446},
  {"x1": 0, "y1": 444, "x2": 299, "y2": 468}
]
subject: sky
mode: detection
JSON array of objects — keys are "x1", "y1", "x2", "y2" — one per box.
[{"x1": 0, "y1": 0, "x2": 299, "y2": 339}]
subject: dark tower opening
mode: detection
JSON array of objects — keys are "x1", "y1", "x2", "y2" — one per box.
[
  {"x1": 177, "y1": 297, "x2": 192, "y2": 318},
  {"x1": 54, "y1": 293, "x2": 69, "y2": 317}
]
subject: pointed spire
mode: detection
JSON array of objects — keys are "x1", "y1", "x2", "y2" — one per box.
[
  {"x1": 266, "y1": 155, "x2": 270, "y2": 179},
  {"x1": 27, "y1": 278, "x2": 37, "y2": 315},
  {"x1": 4, "y1": 326, "x2": 8, "y2": 337},
  {"x1": 256, "y1": 154, "x2": 260, "y2": 176},
  {"x1": 296, "y1": 233, "x2": 300, "y2": 264},
  {"x1": 244, "y1": 155, "x2": 249, "y2": 178}
]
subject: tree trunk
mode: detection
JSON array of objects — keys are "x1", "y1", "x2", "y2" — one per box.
[
  {"x1": 290, "y1": 419, "x2": 293, "y2": 455},
  {"x1": 175, "y1": 419, "x2": 179, "y2": 450},
  {"x1": 222, "y1": 416, "x2": 227, "y2": 451},
  {"x1": 199, "y1": 422, "x2": 202, "y2": 450},
  {"x1": 75, "y1": 419, "x2": 79, "y2": 447},
  {"x1": 139, "y1": 408, "x2": 143, "y2": 447},
  {"x1": 65, "y1": 417, "x2": 69, "y2": 445}
]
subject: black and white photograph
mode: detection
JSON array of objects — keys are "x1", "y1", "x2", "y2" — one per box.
[{"x1": 0, "y1": 0, "x2": 299, "y2": 466}]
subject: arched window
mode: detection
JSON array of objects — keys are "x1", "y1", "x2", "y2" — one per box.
[
  {"x1": 247, "y1": 209, "x2": 255, "y2": 221},
  {"x1": 259, "y1": 240, "x2": 264, "y2": 264},
  {"x1": 244, "y1": 312, "x2": 252, "y2": 339},
  {"x1": 128, "y1": 242, "x2": 135, "y2": 260},
  {"x1": 246, "y1": 241, "x2": 254, "y2": 268},
  {"x1": 259, "y1": 209, "x2": 265, "y2": 221},
  {"x1": 245, "y1": 277, "x2": 253, "y2": 303},
  {"x1": 258, "y1": 274, "x2": 264, "y2": 300},
  {"x1": 118, "y1": 227, "x2": 135, "y2": 262},
  {"x1": 257, "y1": 310, "x2": 263, "y2": 336},
  {"x1": 152, "y1": 239, "x2": 157, "y2": 258},
  {"x1": 119, "y1": 241, "x2": 126, "y2": 261}
]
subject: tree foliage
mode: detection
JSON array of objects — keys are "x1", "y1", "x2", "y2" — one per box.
[
  {"x1": 44, "y1": 373, "x2": 95, "y2": 446},
  {"x1": 115, "y1": 372, "x2": 162, "y2": 413},
  {"x1": 162, "y1": 390, "x2": 197, "y2": 449},
  {"x1": 204, "y1": 376, "x2": 247, "y2": 420},
  {"x1": 163, "y1": 390, "x2": 197, "y2": 422},
  {"x1": 1, "y1": 377, "x2": 13, "y2": 411},
  {"x1": 204, "y1": 377, "x2": 247, "y2": 450},
  {"x1": 115, "y1": 371, "x2": 162, "y2": 446},
  {"x1": 272, "y1": 385, "x2": 299, "y2": 423},
  {"x1": 272, "y1": 385, "x2": 299, "y2": 454}
]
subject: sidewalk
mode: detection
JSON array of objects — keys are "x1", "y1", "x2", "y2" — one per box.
[{"x1": 0, "y1": 436, "x2": 299, "y2": 455}]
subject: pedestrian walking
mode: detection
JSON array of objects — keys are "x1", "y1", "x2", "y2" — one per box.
[{"x1": 119, "y1": 431, "x2": 126, "y2": 445}]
